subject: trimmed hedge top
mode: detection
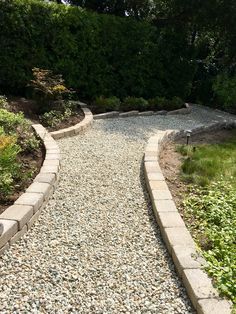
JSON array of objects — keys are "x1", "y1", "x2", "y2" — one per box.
[{"x1": 0, "y1": 0, "x2": 195, "y2": 100}]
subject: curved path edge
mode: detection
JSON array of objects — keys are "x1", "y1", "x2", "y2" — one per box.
[
  {"x1": 144, "y1": 120, "x2": 235, "y2": 314},
  {"x1": 0, "y1": 103, "x2": 93, "y2": 256}
]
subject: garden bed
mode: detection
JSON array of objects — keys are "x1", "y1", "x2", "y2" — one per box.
[
  {"x1": 159, "y1": 128, "x2": 236, "y2": 307},
  {"x1": 8, "y1": 97, "x2": 84, "y2": 131}
]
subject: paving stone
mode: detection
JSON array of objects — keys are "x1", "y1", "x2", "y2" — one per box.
[
  {"x1": 10, "y1": 225, "x2": 27, "y2": 245},
  {"x1": 172, "y1": 245, "x2": 204, "y2": 276},
  {"x1": 138, "y1": 111, "x2": 154, "y2": 116},
  {"x1": 0, "y1": 205, "x2": 33, "y2": 230},
  {"x1": 152, "y1": 189, "x2": 172, "y2": 200},
  {"x1": 0, "y1": 223, "x2": 3, "y2": 236},
  {"x1": 119, "y1": 111, "x2": 139, "y2": 117},
  {"x1": 26, "y1": 182, "x2": 52, "y2": 200},
  {"x1": 197, "y1": 298, "x2": 232, "y2": 314},
  {"x1": 45, "y1": 153, "x2": 61, "y2": 160},
  {"x1": 94, "y1": 112, "x2": 119, "y2": 119},
  {"x1": 149, "y1": 180, "x2": 169, "y2": 190},
  {"x1": 50, "y1": 131, "x2": 65, "y2": 140},
  {"x1": 162, "y1": 227, "x2": 195, "y2": 253},
  {"x1": 40, "y1": 165, "x2": 59, "y2": 174},
  {"x1": 0, "y1": 220, "x2": 18, "y2": 248},
  {"x1": 34, "y1": 173, "x2": 56, "y2": 185},
  {"x1": 183, "y1": 269, "x2": 219, "y2": 309},
  {"x1": 146, "y1": 172, "x2": 165, "y2": 181},
  {"x1": 27, "y1": 205, "x2": 45, "y2": 230},
  {"x1": 43, "y1": 159, "x2": 60, "y2": 167},
  {"x1": 15, "y1": 193, "x2": 44, "y2": 213},
  {"x1": 153, "y1": 200, "x2": 177, "y2": 212},
  {"x1": 157, "y1": 212, "x2": 185, "y2": 228},
  {"x1": 145, "y1": 162, "x2": 162, "y2": 172}
]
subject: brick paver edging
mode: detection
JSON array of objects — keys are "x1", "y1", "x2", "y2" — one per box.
[
  {"x1": 0, "y1": 124, "x2": 60, "y2": 256},
  {"x1": 50, "y1": 103, "x2": 93, "y2": 140},
  {"x1": 94, "y1": 103, "x2": 191, "y2": 119},
  {"x1": 144, "y1": 120, "x2": 235, "y2": 314}
]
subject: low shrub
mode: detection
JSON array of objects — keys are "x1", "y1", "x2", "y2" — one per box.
[
  {"x1": 148, "y1": 96, "x2": 184, "y2": 111},
  {"x1": 121, "y1": 97, "x2": 148, "y2": 111},
  {"x1": 94, "y1": 96, "x2": 121, "y2": 113},
  {"x1": 0, "y1": 134, "x2": 21, "y2": 198},
  {"x1": 0, "y1": 96, "x2": 9, "y2": 110}
]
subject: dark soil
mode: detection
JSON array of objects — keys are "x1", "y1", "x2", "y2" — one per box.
[{"x1": 159, "y1": 128, "x2": 236, "y2": 224}]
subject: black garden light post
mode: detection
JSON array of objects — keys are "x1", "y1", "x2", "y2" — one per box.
[{"x1": 186, "y1": 130, "x2": 192, "y2": 145}]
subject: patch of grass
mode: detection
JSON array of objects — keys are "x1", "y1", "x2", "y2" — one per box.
[{"x1": 177, "y1": 132, "x2": 236, "y2": 186}]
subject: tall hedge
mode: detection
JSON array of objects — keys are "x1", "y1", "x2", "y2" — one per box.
[{"x1": 0, "y1": 0, "x2": 195, "y2": 100}]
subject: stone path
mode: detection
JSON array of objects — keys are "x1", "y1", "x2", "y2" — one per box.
[{"x1": 0, "y1": 105, "x2": 235, "y2": 313}]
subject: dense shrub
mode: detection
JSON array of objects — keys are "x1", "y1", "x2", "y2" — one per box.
[
  {"x1": 94, "y1": 96, "x2": 121, "y2": 113},
  {"x1": 0, "y1": 0, "x2": 195, "y2": 100},
  {"x1": 148, "y1": 96, "x2": 184, "y2": 111},
  {"x1": 212, "y1": 74, "x2": 236, "y2": 113},
  {"x1": 121, "y1": 97, "x2": 148, "y2": 111}
]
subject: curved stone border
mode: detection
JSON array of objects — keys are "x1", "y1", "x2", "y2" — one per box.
[
  {"x1": 50, "y1": 104, "x2": 93, "y2": 140},
  {"x1": 0, "y1": 124, "x2": 60, "y2": 256},
  {"x1": 94, "y1": 103, "x2": 191, "y2": 119},
  {"x1": 144, "y1": 120, "x2": 235, "y2": 313}
]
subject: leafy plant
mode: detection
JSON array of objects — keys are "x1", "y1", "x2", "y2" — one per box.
[
  {"x1": 29, "y1": 68, "x2": 73, "y2": 113},
  {"x1": 122, "y1": 97, "x2": 148, "y2": 111},
  {"x1": 0, "y1": 95, "x2": 9, "y2": 110},
  {"x1": 0, "y1": 135, "x2": 21, "y2": 198},
  {"x1": 213, "y1": 74, "x2": 236, "y2": 113},
  {"x1": 184, "y1": 181, "x2": 236, "y2": 305},
  {"x1": 94, "y1": 96, "x2": 121, "y2": 113}
]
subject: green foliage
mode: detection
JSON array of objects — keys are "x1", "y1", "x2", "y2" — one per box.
[
  {"x1": 184, "y1": 181, "x2": 236, "y2": 305},
  {"x1": 0, "y1": 135, "x2": 21, "y2": 198},
  {"x1": 0, "y1": 108, "x2": 39, "y2": 152},
  {"x1": 148, "y1": 96, "x2": 184, "y2": 111},
  {"x1": 0, "y1": 95, "x2": 9, "y2": 110},
  {"x1": 29, "y1": 68, "x2": 73, "y2": 113},
  {"x1": 178, "y1": 135, "x2": 236, "y2": 186},
  {"x1": 122, "y1": 97, "x2": 148, "y2": 111},
  {"x1": 94, "y1": 96, "x2": 121, "y2": 113},
  {"x1": 0, "y1": 0, "x2": 195, "y2": 100},
  {"x1": 213, "y1": 74, "x2": 236, "y2": 113}
]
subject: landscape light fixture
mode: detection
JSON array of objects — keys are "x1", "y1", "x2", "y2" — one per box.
[{"x1": 186, "y1": 130, "x2": 192, "y2": 145}]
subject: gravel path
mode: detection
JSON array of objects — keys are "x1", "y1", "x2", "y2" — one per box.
[{"x1": 0, "y1": 105, "x2": 235, "y2": 313}]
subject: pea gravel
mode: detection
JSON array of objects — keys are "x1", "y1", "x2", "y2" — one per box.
[{"x1": 0, "y1": 105, "x2": 235, "y2": 313}]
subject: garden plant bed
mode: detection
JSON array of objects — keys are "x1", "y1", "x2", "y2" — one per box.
[
  {"x1": 0, "y1": 144, "x2": 44, "y2": 215},
  {"x1": 159, "y1": 128, "x2": 236, "y2": 308},
  {"x1": 8, "y1": 97, "x2": 84, "y2": 131}
]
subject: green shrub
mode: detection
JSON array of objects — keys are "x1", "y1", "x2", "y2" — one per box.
[
  {"x1": 122, "y1": 97, "x2": 148, "y2": 111},
  {"x1": 0, "y1": 0, "x2": 195, "y2": 100},
  {"x1": 0, "y1": 108, "x2": 39, "y2": 152},
  {"x1": 213, "y1": 74, "x2": 236, "y2": 113},
  {"x1": 0, "y1": 135, "x2": 21, "y2": 198},
  {"x1": 0, "y1": 96, "x2": 9, "y2": 110},
  {"x1": 29, "y1": 68, "x2": 73, "y2": 114},
  {"x1": 94, "y1": 96, "x2": 121, "y2": 113},
  {"x1": 148, "y1": 96, "x2": 184, "y2": 111}
]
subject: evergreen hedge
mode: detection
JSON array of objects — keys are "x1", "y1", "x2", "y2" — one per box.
[{"x1": 0, "y1": 0, "x2": 195, "y2": 100}]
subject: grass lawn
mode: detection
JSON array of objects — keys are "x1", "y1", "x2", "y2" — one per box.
[{"x1": 177, "y1": 130, "x2": 236, "y2": 308}]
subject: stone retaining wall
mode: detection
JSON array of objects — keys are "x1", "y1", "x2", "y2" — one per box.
[
  {"x1": 144, "y1": 120, "x2": 235, "y2": 314},
  {"x1": 0, "y1": 103, "x2": 93, "y2": 256}
]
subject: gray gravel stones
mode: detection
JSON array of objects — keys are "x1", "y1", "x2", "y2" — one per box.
[{"x1": 0, "y1": 105, "x2": 235, "y2": 313}]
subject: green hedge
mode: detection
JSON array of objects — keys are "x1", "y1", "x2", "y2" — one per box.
[{"x1": 0, "y1": 0, "x2": 195, "y2": 100}]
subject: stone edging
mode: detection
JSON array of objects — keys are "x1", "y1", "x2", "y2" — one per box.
[
  {"x1": 0, "y1": 124, "x2": 60, "y2": 256},
  {"x1": 50, "y1": 104, "x2": 93, "y2": 139},
  {"x1": 0, "y1": 102, "x2": 93, "y2": 256},
  {"x1": 144, "y1": 120, "x2": 235, "y2": 314},
  {"x1": 94, "y1": 103, "x2": 191, "y2": 119}
]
